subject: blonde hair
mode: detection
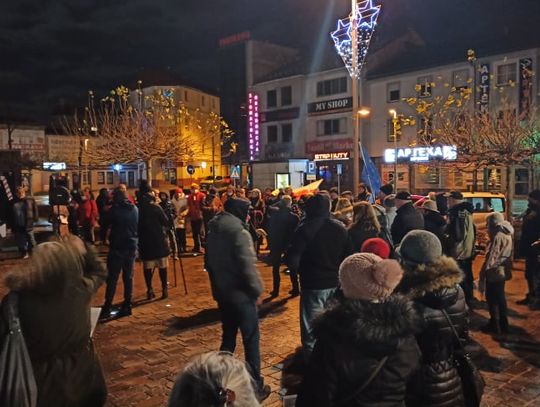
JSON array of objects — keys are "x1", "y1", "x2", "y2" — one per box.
[
  {"x1": 334, "y1": 197, "x2": 352, "y2": 213},
  {"x1": 351, "y1": 202, "x2": 380, "y2": 231},
  {"x1": 169, "y1": 351, "x2": 260, "y2": 407}
]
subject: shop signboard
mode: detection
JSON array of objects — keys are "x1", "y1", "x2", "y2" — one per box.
[
  {"x1": 384, "y1": 145, "x2": 457, "y2": 163},
  {"x1": 314, "y1": 152, "x2": 350, "y2": 161},
  {"x1": 478, "y1": 63, "x2": 490, "y2": 114},
  {"x1": 306, "y1": 138, "x2": 353, "y2": 155},
  {"x1": 308, "y1": 97, "x2": 353, "y2": 115},
  {"x1": 259, "y1": 107, "x2": 300, "y2": 123}
]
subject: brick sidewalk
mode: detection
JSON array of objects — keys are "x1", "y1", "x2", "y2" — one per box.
[{"x1": 2, "y1": 251, "x2": 540, "y2": 406}]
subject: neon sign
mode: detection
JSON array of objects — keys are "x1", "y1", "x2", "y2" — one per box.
[
  {"x1": 248, "y1": 92, "x2": 260, "y2": 161},
  {"x1": 384, "y1": 146, "x2": 457, "y2": 163}
]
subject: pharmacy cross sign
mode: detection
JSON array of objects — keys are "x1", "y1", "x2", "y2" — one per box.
[{"x1": 330, "y1": 0, "x2": 381, "y2": 79}]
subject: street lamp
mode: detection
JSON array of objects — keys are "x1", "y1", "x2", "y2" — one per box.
[{"x1": 389, "y1": 109, "x2": 398, "y2": 190}]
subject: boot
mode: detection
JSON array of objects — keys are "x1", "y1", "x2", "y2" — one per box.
[
  {"x1": 270, "y1": 271, "x2": 280, "y2": 298},
  {"x1": 99, "y1": 303, "x2": 112, "y2": 320},
  {"x1": 144, "y1": 269, "x2": 155, "y2": 300},
  {"x1": 289, "y1": 273, "x2": 300, "y2": 297},
  {"x1": 517, "y1": 294, "x2": 533, "y2": 305},
  {"x1": 118, "y1": 302, "x2": 132, "y2": 317},
  {"x1": 481, "y1": 304, "x2": 501, "y2": 334},
  {"x1": 159, "y1": 268, "x2": 169, "y2": 299}
]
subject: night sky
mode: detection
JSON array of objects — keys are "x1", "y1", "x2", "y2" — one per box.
[{"x1": 1, "y1": 0, "x2": 539, "y2": 122}]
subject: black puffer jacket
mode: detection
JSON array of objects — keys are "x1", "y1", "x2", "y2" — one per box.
[
  {"x1": 396, "y1": 256, "x2": 468, "y2": 407},
  {"x1": 138, "y1": 194, "x2": 171, "y2": 261},
  {"x1": 296, "y1": 296, "x2": 421, "y2": 407},
  {"x1": 519, "y1": 201, "x2": 540, "y2": 257},
  {"x1": 423, "y1": 211, "x2": 447, "y2": 243},
  {"x1": 391, "y1": 202, "x2": 424, "y2": 245}
]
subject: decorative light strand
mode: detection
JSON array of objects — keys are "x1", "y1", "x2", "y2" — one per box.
[{"x1": 248, "y1": 93, "x2": 260, "y2": 161}]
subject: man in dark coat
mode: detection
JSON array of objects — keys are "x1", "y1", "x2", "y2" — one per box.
[
  {"x1": 286, "y1": 193, "x2": 348, "y2": 361},
  {"x1": 519, "y1": 190, "x2": 540, "y2": 308},
  {"x1": 396, "y1": 230, "x2": 469, "y2": 407},
  {"x1": 11, "y1": 186, "x2": 38, "y2": 258},
  {"x1": 391, "y1": 191, "x2": 424, "y2": 245},
  {"x1": 204, "y1": 198, "x2": 270, "y2": 401},
  {"x1": 138, "y1": 191, "x2": 171, "y2": 299},
  {"x1": 446, "y1": 191, "x2": 476, "y2": 306},
  {"x1": 100, "y1": 187, "x2": 139, "y2": 319},
  {"x1": 421, "y1": 200, "x2": 446, "y2": 243},
  {"x1": 267, "y1": 195, "x2": 299, "y2": 297}
]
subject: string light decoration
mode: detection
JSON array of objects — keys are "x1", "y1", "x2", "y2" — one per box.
[
  {"x1": 330, "y1": 0, "x2": 381, "y2": 78},
  {"x1": 248, "y1": 92, "x2": 260, "y2": 161}
]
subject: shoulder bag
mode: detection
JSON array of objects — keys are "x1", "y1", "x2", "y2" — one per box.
[
  {"x1": 442, "y1": 309, "x2": 484, "y2": 407},
  {"x1": 0, "y1": 293, "x2": 38, "y2": 407},
  {"x1": 336, "y1": 356, "x2": 388, "y2": 406}
]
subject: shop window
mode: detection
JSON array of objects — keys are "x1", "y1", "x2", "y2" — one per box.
[
  {"x1": 387, "y1": 82, "x2": 400, "y2": 102},
  {"x1": 281, "y1": 123, "x2": 293, "y2": 143},
  {"x1": 267, "y1": 90, "x2": 277, "y2": 108},
  {"x1": 120, "y1": 171, "x2": 127, "y2": 184},
  {"x1": 275, "y1": 173, "x2": 290, "y2": 189},
  {"x1": 452, "y1": 69, "x2": 470, "y2": 89},
  {"x1": 281, "y1": 86, "x2": 292, "y2": 106},
  {"x1": 317, "y1": 118, "x2": 347, "y2": 136},
  {"x1": 386, "y1": 118, "x2": 401, "y2": 142},
  {"x1": 426, "y1": 167, "x2": 440, "y2": 184},
  {"x1": 453, "y1": 170, "x2": 464, "y2": 187},
  {"x1": 316, "y1": 77, "x2": 347, "y2": 97},
  {"x1": 267, "y1": 125, "x2": 278, "y2": 143},
  {"x1": 106, "y1": 171, "x2": 114, "y2": 184},
  {"x1": 417, "y1": 76, "x2": 433, "y2": 98},
  {"x1": 97, "y1": 171, "x2": 105, "y2": 185},
  {"x1": 496, "y1": 63, "x2": 517, "y2": 86},
  {"x1": 514, "y1": 168, "x2": 530, "y2": 196},
  {"x1": 201, "y1": 96, "x2": 206, "y2": 107}
]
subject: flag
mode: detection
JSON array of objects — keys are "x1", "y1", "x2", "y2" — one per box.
[
  {"x1": 293, "y1": 179, "x2": 323, "y2": 198},
  {"x1": 360, "y1": 144, "x2": 381, "y2": 199}
]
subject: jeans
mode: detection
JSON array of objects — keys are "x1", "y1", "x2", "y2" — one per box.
[
  {"x1": 300, "y1": 288, "x2": 336, "y2": 360},
  {"x1": 486, "y1": 280, "x2": 508, "y2": 331},
  {"x1": 458, "y1": 258, "x2": 474, "y2": 303},
  {"x1": 271, "y1": 250, "x2": 298, "y2": 294},
  {"x1": 105, "y1": 249, "x2": 136, "y2": 307},
  {"x1": 218, "y1": 301, "x2": 262, "y2": 387},
  {"x1": 14, "y1": 228, "x2": 36, "y2": 256},
  {"x1": 191, "y1": 219, "x2": 203, "y2": 251},
  {"x1": 527, "y1": 256, "x2": 540, "y2": 298}
]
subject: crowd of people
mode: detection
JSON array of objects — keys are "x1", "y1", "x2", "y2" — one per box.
[{"x1": 3, "y1": 178, "x2": 540, "y2": 406}]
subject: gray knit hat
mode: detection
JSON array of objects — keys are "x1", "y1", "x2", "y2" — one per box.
[{"x1": 397, "y1": 230, "x2": 442, "y2": 266}]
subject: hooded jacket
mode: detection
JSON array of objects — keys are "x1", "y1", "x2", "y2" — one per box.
[
  {"x1": 267, "y1": 201, "x2": 299, "y2": 254},
  {"x1": 0, "y1": 238, "x2": 107, "y2": 407},
  {"x1": 446, "y1": 201, "x2": 476, "y2": 260},
  {"x1": 391, "y1": 202, "x2": 424, "y2": 245},
  {"x1": 205, "y1": 199, "x2": 263, "y2": 304},
  {"x1": 296, "y1": 296, "x2": 421, "y2": 407},
  {"x1": 286, "y1": 194, "x2": 348, "y2": 290},
  {"x1": 106, "y1": 198, "x2": 138, "y2": 252},
  {"x1": 481, "y1": 220, "x2": 514, "y2": 283},
  {"x1": 396, "y1": 256, "x2": 468, "y2": 407}
]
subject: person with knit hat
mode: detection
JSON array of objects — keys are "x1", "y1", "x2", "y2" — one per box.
[
  {"x1": 420, "y1": 199, "x2": 446, "y2": 243},
  {"x1": 361, "y1": 237, "x2": 391, "y2": 259},
  {"x1": 296, "y1": 253, "x2": 420, "y2": 407},
  {"x1": 391, "y1": 191, "x2": 424, "y2": 245},
  {"x1": 479, "y1": 212, "x2": 514, "y2": 333},
  {"x1": 286, "y1": 193, "x2": 348, "y2": 361},
  {"x1": 395, "y1": 230, "x2": 471, "y2": 407}
]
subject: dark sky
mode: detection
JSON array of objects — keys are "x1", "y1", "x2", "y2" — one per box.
[{"x1": 1, "y1": 0, "x2": 539, "y2": 122}]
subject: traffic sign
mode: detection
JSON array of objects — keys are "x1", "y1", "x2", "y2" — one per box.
[
  {"x1": 230, "y1": 165, "x2": 241, "y2": 179},
  {"x1": 186, "y1": 165, "x2": 195, "y2": 175},
  {"x1": 336, "y1": 163, "x2": 343, "y2": 175}
]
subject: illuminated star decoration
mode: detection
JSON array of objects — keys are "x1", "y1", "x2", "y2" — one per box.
[{"x1": 330, "y1": 0, "x2": 381, "y2": 78}]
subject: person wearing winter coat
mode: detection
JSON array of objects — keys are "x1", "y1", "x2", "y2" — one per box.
[
  {"x1": 296, "y1": 253, "x2": 421, "y2": 407},
  {"x1": 158, "y1": 191, "x2": 178, "y2": 255},
  {"x1": 204, "y1": 198, "x2": 270, "y2": 402},
  {"x1": 286, "y1": 193, "x2": 348, "y2": 360},
  {"x1": 96, "y1": 188, "x2": 110, "y2": 244},
  {"x1": 347, "y1": 202, "x2": 381, "y2": 255},
  {"x1": 333, "y1": 197, "x2": 354, "y2": 227},
  {"x1": 395, "y1": 230, "x2": 469, "y2": 407},
  {"x1": 171, "y1": 189, "x2": 188, "y2": 253},
  {"x1": 11, "y1": 186, "x2": 38, "y2": 258},
  {"x1": 138, "y1": 191, "x2": 171, "y2": 300},
  {"x1": 188, "y1": 183, "x2": 206, "y2": 253},
  {"x1": 267, "y1": 195, "x2": 300, "y2": 297},
  {"x1": 384, "y1": 194, "x2": 397, "y2": 230},
  {"x1": 518, "y1": 189, "x2": 540, "y2": 307},
  {"x1": 446, "y1": 191, "x2": 476, "y2": 307},
  {"x1": 201, "y1": 187, "x2": 223, "y2": 237},
  {"x1": 479, "y1": 212, "x2": 513, "y2": 333},
  {"x1": 77, "y1": 188, "x2": 98, "y2": 243},
  {"x1": 100, "y1": 187, "x2": 139, "y2": 319},
  {"x1": 391, "y1": 191, "x2": 424, "y2": 245},
  {"x1": 0, "y1": 236, "x2": 107, "y2": 407},
  {"x1": 420, "y1": 200, "x2": 446, "y2": 243}
]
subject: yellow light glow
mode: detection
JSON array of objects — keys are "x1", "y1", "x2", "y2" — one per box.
[{"x1": 358, "y1": 108, "x2": 371, "y2": 117}]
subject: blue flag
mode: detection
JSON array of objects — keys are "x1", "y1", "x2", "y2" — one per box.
[{"x1": 361, "y1": 144, "x2": 381, "y2": 201}]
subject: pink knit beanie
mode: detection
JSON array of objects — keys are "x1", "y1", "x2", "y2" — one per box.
[{"x1": 339, "y1": 253, "x2": 404, "y2": 301}]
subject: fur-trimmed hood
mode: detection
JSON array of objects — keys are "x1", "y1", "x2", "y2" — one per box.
[
  {"x1": 395, "y1": 255, "x2": 464, "y2": 303},
  {"x1": 313, "y1": 295, "x2": 420, "y2": 353}
]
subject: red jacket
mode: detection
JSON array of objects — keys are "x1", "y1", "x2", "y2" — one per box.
[
  {"x1": 187, "y1": 191, "x2": 205, "y2": 221},
  {"x1": 77, "y1": 199, "x2": 98, "y2": 226}
]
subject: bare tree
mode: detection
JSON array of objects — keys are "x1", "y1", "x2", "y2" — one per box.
[{"x1": 63, "y1": 84, "x2": 234, "y2": 182}]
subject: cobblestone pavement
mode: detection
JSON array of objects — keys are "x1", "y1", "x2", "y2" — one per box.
[{"x1": 2, "y1": 248, "x2": 540, "y2": 406}]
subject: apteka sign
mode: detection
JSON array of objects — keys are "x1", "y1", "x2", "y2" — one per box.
[{"x1": 384, "y1": 145, "x2": 457, "y2": 163}]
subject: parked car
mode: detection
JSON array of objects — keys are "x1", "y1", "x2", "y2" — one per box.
[
  {"x1": 462, "y1": 192, "x2": 507, "y2": 249},
  {"x1": 199, "y1": 176, "x2": 231, "y2": 192}
]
